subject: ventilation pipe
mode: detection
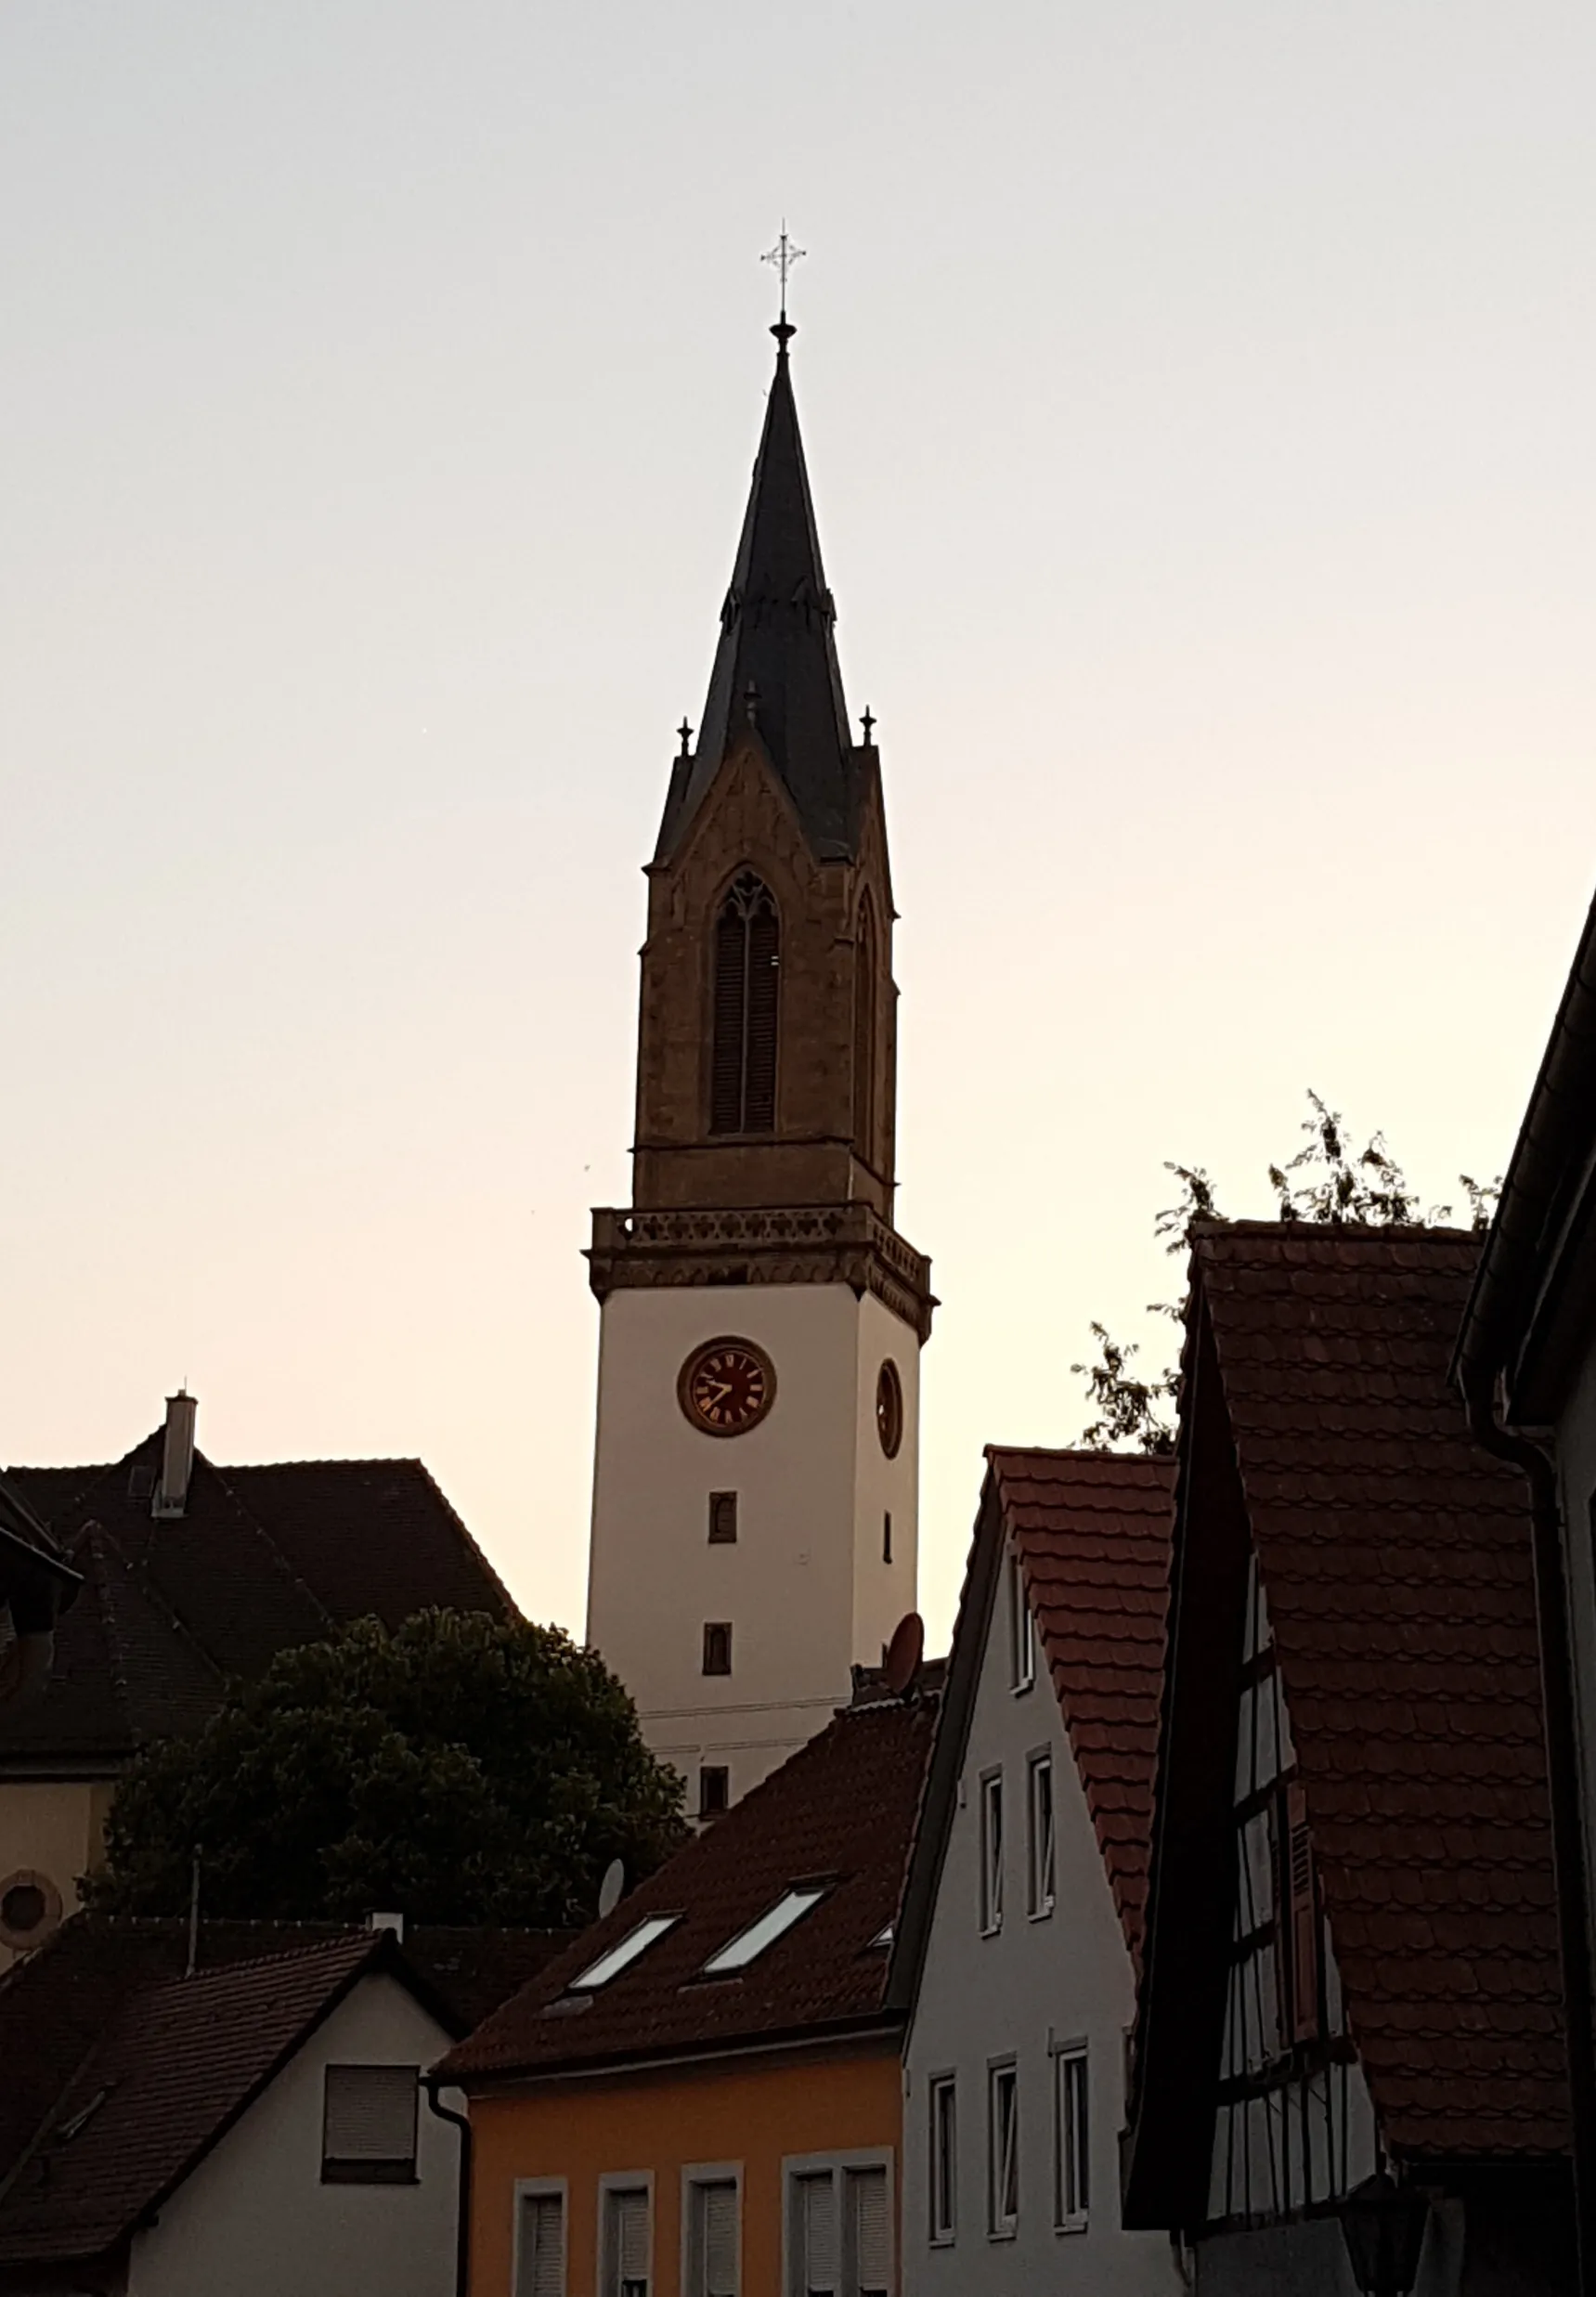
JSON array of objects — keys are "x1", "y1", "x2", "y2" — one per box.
[{"x1": 152, "y1": 1391, "x2": 198, "y2": 1520}]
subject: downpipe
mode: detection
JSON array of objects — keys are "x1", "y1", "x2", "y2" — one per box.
[{"x1": 422, "y1": 2075, "x2": 473, "y2": 2297}]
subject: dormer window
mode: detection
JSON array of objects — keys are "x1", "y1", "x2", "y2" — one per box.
[
  {"x1": 701, "y1": 1884, "x2": 827, "y2": 1974},
  {"x1": 710, "y1": 873, "x2": 780, "y2": 1135}
]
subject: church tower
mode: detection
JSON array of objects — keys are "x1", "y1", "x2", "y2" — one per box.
[{"x1": 585, "y1": 312, "x2": 935, "y2": 1812}]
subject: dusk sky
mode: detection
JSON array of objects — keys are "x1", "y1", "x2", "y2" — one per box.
[{"x1": 3, "y1": 0, "x2": 1593, "y2": 1645}]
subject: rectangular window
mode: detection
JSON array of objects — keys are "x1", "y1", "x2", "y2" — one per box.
[
  {"x1": 979, "y1": 1770, "x2": 1004, "y2": 1935},
  {"x1": 703, "y1": 1622, "x2": 733, "y2": 1676},
  {"x1": 516, "y1": 2188, "x2": 566, "y2": 2297},
  {"x1": 703, "y1": 1885, "x2": 827, "y2": 1974},
  {"x1": 928, "y1": 2076, "x2": 956, "y2": 2243},
  {"x1": 709, "y1": 1491, "x2": 739, "y2": 1544},
  {"x1": 603, "y1": 2184, "x2": 651, "y2": 2297},
  {"x1": 1054, "y1": 2045, "x2": 1089, "y2": 2230},
  {"x1": 793, "y1": 2171, "x2": 839, "y2": 2296},
  {"x1": 987, "y1": 2062, "x2": 1019, "y2": 2238},
  {"x1": 699, "y1": 1765, "x2": 731, "y2": 1818},
  {"x1": 1027, "y1": 1752, "x2": 1056, "y2": 1918},
  {"x1": 848, "y1": 2165, "x2": 889, "y2": 2297},
  {"x1": 785, "y1": 2161, "x2": 892, "y2": 2297},
  {"x1": 687, "y1": 2177, "x2": 739, "y2": 2297},
  {"x1": 882, "y1": 1511, "x2": 892, "y2": 1564},
  {"x1": 1009, "y1": 1554, "x2": 1035, "y2": 1692},
  {"x1": 320, "y1": 2063, "x2": 418, "y2": 2183}
]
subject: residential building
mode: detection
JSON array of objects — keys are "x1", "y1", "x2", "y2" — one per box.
[
  {"x1": 0, "y1": 1391, "x2": 513, "y2": 1966},
  {"x1": 0, "y1": 1471, "x2": 78, "y2": 1713},
  {"x1": 0, "y1": 1914, "x2": 562, "y2": 2297},
  {"x1": 1453, "y1": 875, "x2": 1596, "y2": 2241},
  {"x1": 898, "y1": 1445, "x2": 1184, "y2": 2295},
  {"x1": 584, "y1": 309, "x2": 934, "y2": 1811},
  {"x1": 1123, "y1": 1223, "x2": 1575, "y2": 2291},
  {"x1": 436, "y1": 1681, "x2": 940, "y2": 2297}
]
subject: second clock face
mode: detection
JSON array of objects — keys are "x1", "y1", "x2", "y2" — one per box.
[{"x1": 679, "y1": 1338, "x2": 776, "y2": 1437}]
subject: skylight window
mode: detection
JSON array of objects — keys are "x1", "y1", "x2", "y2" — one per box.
[
  {"x1": 702, "y1": 1885, "x2": 827, "y2": 1975},
  {"x1": 570, "y1": 1914, "x2": 681, "y2": 1992}
]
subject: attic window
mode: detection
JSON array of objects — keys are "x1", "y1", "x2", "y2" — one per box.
[
  {"x1": 701, "y1": 1884, "x2": 827, "y2": 1975},
  {"x1": 868, "y1": 1922, "x2": 894, "y2": 1949},
  {"x1": 571, "y1": 1913, "x2": 681, "y2": 1992}
]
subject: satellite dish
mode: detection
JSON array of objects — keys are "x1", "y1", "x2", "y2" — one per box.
[
  {"x1": 883, "y1": 1612, "x2": 925, "y2": 1698},
  {"x1": 597, "y1": 1859, "x2": 625, "y2": 1920}
]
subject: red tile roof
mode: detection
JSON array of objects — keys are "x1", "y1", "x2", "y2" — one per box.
[
  {"x1": 1201, "y1": 1223, "x2": 1565, "y2": 2159},
  {"x1": 987, "y1": 1448, "x2": 1174, "y2": 1959},
  {"x1": 439, "y1": 1692, "x2": 939, "y2": 2084},
  {"x1": 1, "y1": 1437, "x2": 513, "y2": 1761},
  {"x1": 0, "y1": 1914, "x2": 564, "y2": 2267}
]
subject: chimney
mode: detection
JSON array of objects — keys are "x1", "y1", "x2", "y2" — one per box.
[
  {"x1": 368, "y1": 1911, "x2": 405, "y2": 1941},
  {"x1": 152, "y1": 1391, "x2": 198, "y2": 1520}
]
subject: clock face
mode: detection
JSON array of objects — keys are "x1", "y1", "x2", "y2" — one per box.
[
  {"x1": 679, "y1": 1338, "x2": 776, "y2": 1437},
  {"x1": 876, "y1": 1358, "x2": 904, "y2": 1458}
]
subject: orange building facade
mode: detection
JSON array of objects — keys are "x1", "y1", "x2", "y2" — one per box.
[{"x1": 467, "y1": 2042, "x2": 902, "y2": 2296}]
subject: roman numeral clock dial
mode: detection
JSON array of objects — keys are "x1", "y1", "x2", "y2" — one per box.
[{"x1": 678, "y1": 1339, "x2": 777, "y2": 1437}]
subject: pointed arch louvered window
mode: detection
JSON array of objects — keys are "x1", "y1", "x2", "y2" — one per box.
[
  {"x1": 851, "y1": 891, "x2": 877, "y2": 1165},
  {"x1": 710, "y1": 872, "x2": 780, "y2": 1135}
]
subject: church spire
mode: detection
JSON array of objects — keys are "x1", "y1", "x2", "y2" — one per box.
[{"x1": 655, "y1": 321, "x2": 860, "y2": 865}]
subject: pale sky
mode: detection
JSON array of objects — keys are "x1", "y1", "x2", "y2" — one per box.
[{"x1": 3, "y1": 0, "x2": 1593, "y2": 1649}]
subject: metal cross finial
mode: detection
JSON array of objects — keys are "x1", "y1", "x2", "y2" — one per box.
[
  {"x1": 860, "y1": 707, "x2": 876, "y2": 744},
  {"x1": 678, "y1": 719, "x2": 693, "y2": 757},
  {"x1": 761, "y1": 224, "x2": 806, "y2": 340}
]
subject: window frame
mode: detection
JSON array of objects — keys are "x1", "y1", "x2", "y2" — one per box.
[
  {"x1": 1026, "y1": 1749, "x2": 1057, "y2": 1920},
  {"x1": 986, "y1": 2059, "x2": 1019, "y2": 2240},
  {"x1": 698, "y1": 1765, "x2": 731, "y2": 1818},
  {"x1": 512, "y1": 2177, "x2": 569, "y2": 2297},
  {"x1": 978, "y1": 1768, "x2": 1004, "y2": 1937},
  {"x1": 681, "y1": 2161, "x2": 742, "y2": 2297},
  {"x1": 701, "y1": 1883, "x2": 829, "y2": 1975},
  {"x1": 780, "y1": 2148, "x2": 895, "y2": 2297},
  {"x1": 928, "y1": 2071, "x2": 957, "y2": 2246},
  {"x1": 319, "y1": 2061, "x2": 419, "y2": 2185},
  {"x1": 708, "y1": 1491, "x2": 739, "y2": 1544},
  {"x1": 597, "y1": 2171, "x2": 655, "y2": 2297},
  {"x1": 1008, "y1": 1552, "x2": 1035, "y2": 1693},
  {"x1": 1052, "y1": 2040, "x2": 1090, "y2": 2234},
  {"x1": 703, "y1": 1621, "x2": 733, "y2": 1677}
]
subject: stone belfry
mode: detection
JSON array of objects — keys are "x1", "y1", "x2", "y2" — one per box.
[{"x1": 585, "y1": 298, "x2": 935, "y2": 1812}]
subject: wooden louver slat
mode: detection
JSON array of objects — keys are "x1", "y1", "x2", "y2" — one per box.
[
  {"x1": 743, "y1": 901, "x2": 779, "y2": 1132},
  {"x1": 708, "y1": 873, "x2": 779, "y2": 1136}
]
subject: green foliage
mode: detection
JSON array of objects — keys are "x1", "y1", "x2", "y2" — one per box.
[
  {"x1": 1075, "y1": 1091, "x2": 1501, "y2": 1454},
  {"x1": 85, "y1": 1609, "x2": 688, "y2": 1927}
]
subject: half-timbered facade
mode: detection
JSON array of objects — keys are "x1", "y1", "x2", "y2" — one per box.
[{"x1": 1124, "y1": 1223, "x2": 1575, "y2": 2293}]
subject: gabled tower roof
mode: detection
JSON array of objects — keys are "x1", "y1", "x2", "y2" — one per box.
[{"x1": 655, "y1": 326, "x2": 862, "y2": 864}]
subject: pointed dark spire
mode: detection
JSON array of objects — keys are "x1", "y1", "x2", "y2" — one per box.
[{"x1": 655, "y1": 330, "x2": 860, "y2": 863}]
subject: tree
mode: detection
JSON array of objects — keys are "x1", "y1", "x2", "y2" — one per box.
[
  {"x1": 85, "y1": 1608, "x2": 688, "y2": 1927},
  {"x1": 1072, "y1": 1092, "x2": 1500, "y2": 1454}
]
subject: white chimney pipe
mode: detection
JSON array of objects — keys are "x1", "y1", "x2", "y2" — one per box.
[{"x1": 153, "y1": 1391, "x2": 198, "y2": 1519}]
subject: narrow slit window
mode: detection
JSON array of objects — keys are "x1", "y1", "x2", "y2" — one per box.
[
  {"x1": 979, "y1": 1771, "x2": 1004, "y2": 1936},
  {"x1": 710, "y1": 872, "x2": 780, "y2": 1136},
  {"x1": 852, "y1": 891, "x2": 877, "y2": 1164},
  {"x1": 1027, "y1": 1753, "x2": 1056, "y2": 1918},
  {"x1": 882, "y1": 1511, "x2": 892, "y2": 1564},
  {"x1": 703, "y1": 1622, "x2": 733, "y2": 1676},
  {"x1": 1009, "y1": 1553, "x2": 1035, "y2": 1692},
  {"x1": 928, "y1": 2075, "x2": 957, "y2": 2242},
  {"x1": 987, "y1": 2063, "x2": 1019, "y2": 2238},
  {"x1": 708, "y1": 1491, "x2": 739, "y2": 1544},
  {"x1": 698, "y1": 1766, "x2": 731, "y2": 1818},
  {"x1": 702, "y1": 1884, "x2": 827, "y2": 1974},
  {"x1": 1054, "y1": 2046, "x2": 1089, "y2": 2229}
]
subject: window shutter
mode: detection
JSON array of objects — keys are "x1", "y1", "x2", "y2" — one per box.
[
  {"x1": 710, "y1": 903, "x2": 747, "y2": 1134},
  {"x1": 612, "y1": 2187, "x2": 649, "y2": 2291},
  {"x1": 1286, "y1": 1779, "x2": 1319, "y2": 2043},
  {"x1": 743, "y1": 899, "x2": 779, "y2": 1132},
  {"x1": 849, "y1": 2166, "x2": 889, "y2": 2297},
  {"x1": 798, "y1": 2171, "x2": 839, "y2": 2295},
  {"x1": 701, "y1": 2180, "x2": 738, "y2": 2297},
  {"x1": 520, "y1": 2193, "x2": 564, "y2": 2297},
  {"x1": 322, "y1": 2065, "x2": 417, "y2": 2166}
]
